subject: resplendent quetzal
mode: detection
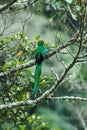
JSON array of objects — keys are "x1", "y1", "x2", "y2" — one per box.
[{"x1": 32, "y1": 40, "x2": 47, "y2": 96}]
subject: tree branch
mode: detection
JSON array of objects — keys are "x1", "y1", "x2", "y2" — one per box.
[
  {"x1": 47, "y1": 96, "x2": 87, "y2": 102},
  {"x1": 0, "y1": 0, "x2": 17, "y2": 13},
  {"x1": 0, "y1": 59, "x2": 35, "y2": 77},
  {"x1": 0, "y1": 96, "x2": 87, "y2": 110},
  {"x1": 0, "y1": 32, "x2": 79, "y2": 77},
  {"x1": 76, "y1": 59, "x2": 87, "y2": 63}
]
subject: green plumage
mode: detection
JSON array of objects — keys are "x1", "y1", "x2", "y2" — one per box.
[
  {"x1": 32, "y1": 40, "x2": 46, "y2": 96},
  {"x1": 32, "y1": 63, "x2": 42, "y2": 96}
]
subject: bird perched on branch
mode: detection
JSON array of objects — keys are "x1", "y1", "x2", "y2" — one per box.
[{"x1": 31, "y1": 40, "x2": 47, "y2": 96}]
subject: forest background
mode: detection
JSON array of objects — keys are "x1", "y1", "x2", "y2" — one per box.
[{"x1": 0, "y1": 0, "x2": 87, "y2": 130}]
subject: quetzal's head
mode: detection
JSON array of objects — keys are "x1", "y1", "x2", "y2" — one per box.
[{"x1": 38, "y1": 40, "x2": 44, "y2": 46}]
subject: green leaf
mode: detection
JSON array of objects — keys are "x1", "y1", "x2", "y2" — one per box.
[
  {"x1": 35, "y1": 35, "x2": 40, "y2": 41},
  {"x1": 48, "y1": 15, "x2": 55, "y2": 22},
  {"x1": 19, "y1": 125, "x2": 26, "y2": 130},
  {"x1": 61, "y1": 14, "x2": 67, "y2": 23},
  {"x1": 64, "y1": 0, "x2": 73, "y2": 4},
  {"x1": 1, "y1": 38, "x2": 7, "y2": 44},
  {"x1": 1, "y1": 122, "x2": 14, "y2": 130}
]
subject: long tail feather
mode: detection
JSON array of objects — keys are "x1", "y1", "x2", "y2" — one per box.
[{"x1": 32, "y1": 64, "x2": 42, "y2": 96}]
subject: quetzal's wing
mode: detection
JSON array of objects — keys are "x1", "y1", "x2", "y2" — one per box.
[
  {"x1": 36, "y1": 53, "x2": 44, "y2": 64},
  {"x1": 41, "y1": 46, "x2": 47, "y2": 57},
  {"x1": 35, "y1": 46, "x2": 47, "y2": 60}
]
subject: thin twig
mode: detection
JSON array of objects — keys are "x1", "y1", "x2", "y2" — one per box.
[
  {"x1": 56, "y1": 54, "x2": 67, "y2": 69},
  {"x1": 76, "y1": 108, "x2": 87, "y2": 130}
]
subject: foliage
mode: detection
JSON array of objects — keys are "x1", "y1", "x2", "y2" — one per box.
[{"x1": 0, "y1": 113, "x2": 52, "y2": 130}]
